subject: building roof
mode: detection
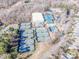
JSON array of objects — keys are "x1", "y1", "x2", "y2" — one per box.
[
  {"x1": 36, "y1": 27, "x2": 48, "y2": 33},
  {"x1": 19, "y1": 47, "x2": 30, "y2": 53},
  {"x1": 18, "y1": 23, "x2": 35, "y2": 53},
  {"x1": 49, "y1": 26, "x2": 57, "y2": 32},
  {"x1": 20, "y1": 26, "x2": 26, "y2": 30},
  {"x1": 48, "y1": 24, "x2": 58, "y2": 32},
  {"x1": 37, "y1": 33, "x2": 49, "y2": 37},
  {"x1": 44, "y1": 14, "x2": 54, "y2": 23},
  {"x1": 32, "y1": 12, "x2": 44, "y2": 23},
  {"x1": 37, "y1": 36, "x2": 50, "y2": 42}
]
